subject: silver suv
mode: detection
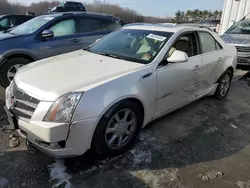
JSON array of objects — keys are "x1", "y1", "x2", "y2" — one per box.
[{"x1": 221, "y1": 20, "x2": 250, "y2": 68}]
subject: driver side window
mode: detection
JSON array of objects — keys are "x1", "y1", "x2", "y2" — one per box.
[
  {"x1": 168, "y1": 32, "x2": 198, "y2": 58},
  {"x1": 48, "y1": 19, "x2": 76, "y2": 37}
]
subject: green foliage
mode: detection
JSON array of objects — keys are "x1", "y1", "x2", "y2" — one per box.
[
  {"x1": 1, "y1": 0, "x2": 172, "y2": 24},
  {"x1": 173, "y1": 9, "x2": 222, "y2": 23}
]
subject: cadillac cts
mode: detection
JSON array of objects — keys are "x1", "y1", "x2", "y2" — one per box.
[{"x1": 4, "y1": 24, "x2": 237, "y2": 158}]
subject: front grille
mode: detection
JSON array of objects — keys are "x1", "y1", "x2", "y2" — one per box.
[
  {"x1": 11, "y1": 82, "x2": 40, "y2": 122},
  {"x1": 238, "y1": 58, "x2": 247, "y2": 64},
  {"x1": 236, "y1": 46, "x2": 250, "y2": 52}
]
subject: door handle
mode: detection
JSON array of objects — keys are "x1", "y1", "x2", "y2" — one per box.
[
  {"x1": 193, "y1": 65, "x2": 201, "y2": 71},
  {"x1": 217, "y1": 57, "x2": 223, "y2": 62},
  {"x1": 71, "y1": 38, "x2": 80, "y2": 43},
  {"x1": 141, "y1": 72, "x2": 153, "y2": 79}
]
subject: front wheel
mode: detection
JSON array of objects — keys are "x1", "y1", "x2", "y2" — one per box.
[
  {"x1": 0, "y1": 58, "x2": 30, "y2": 88},
  {"x1": 214, "y1": 69, "x2": 233, "y2": 99},
  {"x1": 92, "y1": 101, "x2": 143, "y2": 158}
]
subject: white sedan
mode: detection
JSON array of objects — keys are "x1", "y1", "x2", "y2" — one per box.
[{"x1": 4, "y1": 24, "x2": 237, "y2": 158}]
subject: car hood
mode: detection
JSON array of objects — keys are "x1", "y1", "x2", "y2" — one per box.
[
  {"x1": 0, "y1": 32, "x2": 18, "y2": 41},
  {"x1": 221, "y1": 33, "x2": 250, "y2": 44},
  {"x1": 15, "y1": 50, "x2": 145, "y2": 101}
]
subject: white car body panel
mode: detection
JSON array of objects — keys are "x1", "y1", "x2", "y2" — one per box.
[
  {"x1": 155, "y1": 55, "x2": 203, "y2": 117},
  {"x1": 15, "y1": 50, "x2": 145, "y2": 101},
  {"x1": 5, "y1": 25, "x2": 237, "y2": 157}
]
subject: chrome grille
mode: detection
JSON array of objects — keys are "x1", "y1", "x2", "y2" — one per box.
[
  {"x1": 11, "y1": 83, "x2": 40, "y2": 122},
  {"x1": 235, "y1": 46, "x2": 250, "y2": 52},
  {"x1": 237, "y1": 58, "x2": 247, "y2": 64}
]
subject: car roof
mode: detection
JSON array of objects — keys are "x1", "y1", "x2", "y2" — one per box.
[
  {"x1": 180, "y1": 23, "x2": 213, "y2": 30},
  {"x1": 123, "y1": 23, "x2": 207, "y2": 33},
  {"x1": 44, "y1": 11, "x2": 118, "y2": 20}
]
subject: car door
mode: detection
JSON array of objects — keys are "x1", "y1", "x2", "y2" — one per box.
[
  {"x1": 76, "y1": 17, "x2": 111, "y2": 48},
  {"x1": 155, "y1": 32, "x2": 203, "y2": 117},
  {"x1": 37, "y1": 17, "x2": 80, "y2": 59},
  {"x1": 197, "y1": 31, "x2": 226, "y2": 91}
]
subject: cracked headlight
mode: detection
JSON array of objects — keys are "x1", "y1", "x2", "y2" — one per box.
[{"x1": 44, "y1": 92, "x2": 82, "y2": 123}]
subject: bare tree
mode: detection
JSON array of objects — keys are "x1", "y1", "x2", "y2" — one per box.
[{"x1": 1, "y1": 0, "x2": 172, "y2": 24}]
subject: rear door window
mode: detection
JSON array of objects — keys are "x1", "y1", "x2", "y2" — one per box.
[
  {"x1": 76, "y1": 3, "x2": 85, "y2": 10},
  {"x1": 79, "y1": 17, "x2": 103, "y2": 33},
  {"x1": 198, "y1": 32, "x2": 222, "y2": 53}
]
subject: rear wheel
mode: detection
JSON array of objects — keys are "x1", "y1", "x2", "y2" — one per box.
[
  {"x1": 0, "y1": 58, "x2": 30, "y2": 88},
  {"x1": 92, "y1": 101, "x2": 143, "y2": 158},
  {"x1": 214, "y1": 69, "x2": 233, "y2": 99}
]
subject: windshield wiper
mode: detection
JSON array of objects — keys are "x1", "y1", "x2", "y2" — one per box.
[
  {"x1": 96, "y1": 52, "x2": 121, "y2": 59},
  {"x1": 3, "y1": 30, "x2": 15, "y2": 35},
  {"x1": 83, "y1": 46, "x2": 91, "y2": 51}
]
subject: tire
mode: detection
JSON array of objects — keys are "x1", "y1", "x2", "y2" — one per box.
[
  {"x1": 0, "y1": 58, "x2": 30, "y2": 88},
  {"x1": 214, "y1": 69, "x2": 233, "y2": 99},
  {"x1": 92, "y1": 101, "x2": 143, "y2": 158}
]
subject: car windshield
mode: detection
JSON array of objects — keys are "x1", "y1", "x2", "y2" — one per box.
[
  {"x1": 10, "y1": 15, "x2": 58, "y2": 35},
  {"x1": 88, "y1": 29, "x2": 173, "y2": 64},
  {"x1": 226, "y1": 20, "x2": 250, "y2": 34}
]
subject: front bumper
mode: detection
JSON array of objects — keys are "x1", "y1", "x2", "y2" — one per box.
[
  {"x1": 237, "y1": 52, "x2": 250, "y2": 66},
  {"x1": 4, "y1": 106, "x2": 99, "y2": 158}
]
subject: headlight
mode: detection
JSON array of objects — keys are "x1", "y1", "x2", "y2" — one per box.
[
  {"x1": 43, "y1": 92, "x2": 82, "y2": 123},
  {"x1": 6, "y1": 81, "x2": 14, "y2": 109}
]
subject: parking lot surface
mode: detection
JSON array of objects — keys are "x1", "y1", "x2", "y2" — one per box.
[{"x1": 1, "y1": 73, "x2": 250, "y2": 188}]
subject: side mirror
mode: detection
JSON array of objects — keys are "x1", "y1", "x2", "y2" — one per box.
[
  {"x1": 167, "y1": 50, "x2": 188, "y2": 63},
  {"x1": 41, "y1": 30, "x2": 54, "y2": 39}
]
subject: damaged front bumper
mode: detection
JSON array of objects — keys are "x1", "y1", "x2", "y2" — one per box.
[{"x1": 4, "y1": 106, "x2": 98, "y2": 158}]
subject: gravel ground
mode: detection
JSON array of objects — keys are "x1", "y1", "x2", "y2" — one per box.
[{"x1": 1, "y1": 76, "x2": 250, "y2": 188}]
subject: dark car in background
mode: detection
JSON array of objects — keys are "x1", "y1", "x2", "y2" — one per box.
[
  {"x1": 0, "y1": 15, "x2": 34, "y2": 31},
  {"x1": 0, "y1": 12, "x2": 122, "y2": 87},
  {"x1": 50, "y1": 1, "x2": 86, "y2": 13}
]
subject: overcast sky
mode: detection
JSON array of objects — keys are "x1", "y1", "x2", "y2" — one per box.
[{"x1": 9, "y1": 0, "x2": 225, "y2": 17}]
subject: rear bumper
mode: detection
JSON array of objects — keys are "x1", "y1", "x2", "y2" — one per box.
[{"x1": 4, "y1": 106, "x2": 99, "y2": 158}]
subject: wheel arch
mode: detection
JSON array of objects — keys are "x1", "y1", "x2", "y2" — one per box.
[
  {"x1": 227, "y1": 66, "x2": 234, "y2": 75},
  {"x1": 89, "y1": 97, "x2": 146, "y2": 149},
  {"x1": 102, "y1": 97, "x2": 145, "y2": 125},
  {"x1": 0, "y1": 52, "x2": 37, "y2": 68},
  {"x1": 216, "y1": 66, "x2": 234, "y2": 83}
]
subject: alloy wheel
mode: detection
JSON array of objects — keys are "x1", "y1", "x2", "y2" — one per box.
[
  {"x1": 105, "y1": 109, "x2": 137, "y2": 150},
  {"x1": 219, "y1": 73, "x2": 231, "y2": 97}
]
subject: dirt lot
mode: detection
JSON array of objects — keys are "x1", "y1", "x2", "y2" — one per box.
[{"x1": 1, "y1": 72, "x2": 250, "y2": 188}]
